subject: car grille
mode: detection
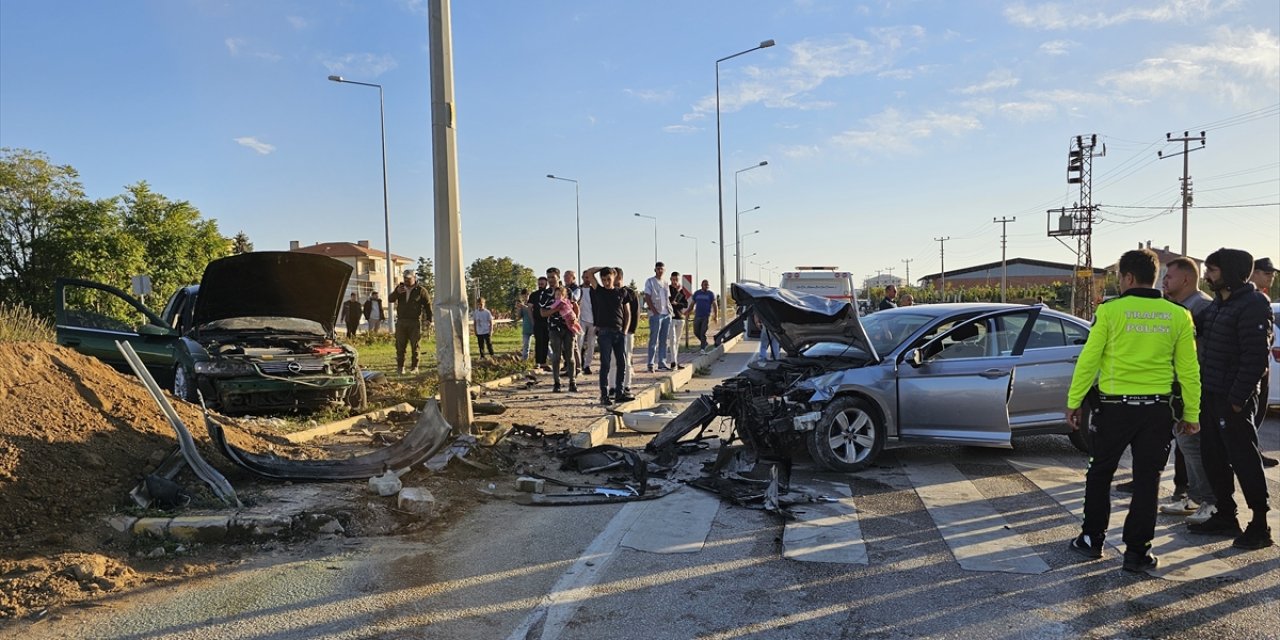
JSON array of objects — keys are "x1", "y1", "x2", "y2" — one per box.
[{"x1": 257, "y1": 360, "x2": 327, "y2": 375}]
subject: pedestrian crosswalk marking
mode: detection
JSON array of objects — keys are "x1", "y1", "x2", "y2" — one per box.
[
  {"x1": 903, "y1": 463, "x2": 1051, "y2": 574},
  {"x1": 1110, "y1": 455, "x2": 1242, "y2": 581},
  {"x1": 782, "y1": 479, "x2": 868, "y2": 565}
]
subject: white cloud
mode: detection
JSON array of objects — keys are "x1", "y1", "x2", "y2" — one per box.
[
  {"x1": 1099, "y1": 27, "x2": 1278, "y2": 102},
  {"x1": 831, "y1": 108, "x2": 982, "y2": 153},
  {"x1": 1038, "y1": 39, "x2": 1078, "y2": 55},
  {"x1": 779, "y1": 144, "x2": 821, "y2": 159},
  {"x1": 1004, "y1": 0, "x2": 1238, "y2": 30},
  {"x1": 321, "y1": 53, "x2": 398, "y2": 78},
  {"x1": 224, "y1": 36, "x2": 281, "y2": 62},
  {"x1": 286, "y1": 16, "x2": 308, "y2": 30},
  {"x1": 878, "y1": 64, "x2": 941, "y2": 80},
  {"x1": 683, "y1": 29, "x2": 926, "y2": 120},
  {"x1": 234, "y1": 137, "x2": 275, "y2": 155},
  {"x1": 997, "y1": 101, "x2": 1057, "y2": 122},
  {"x1": 624, "y1": 88, "x2": 675, "y2": 103},
  {"x1": 957, "y1": 69, "x2": 1020, "y2": 94},
  {"x1": 662, "y1": 124, "x2": 699, "y2": 134}
]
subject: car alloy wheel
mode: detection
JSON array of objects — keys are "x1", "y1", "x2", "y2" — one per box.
[{"x1": 807, "y1": 396, "x2": 885, "y2": 472}]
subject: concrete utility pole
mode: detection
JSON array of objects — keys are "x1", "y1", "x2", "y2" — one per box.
[
  {"x1": 901, "y1": 258, "x2": 912, "y2": 286},
  {"x1": 1158, "y1": 131, "x2": 1206, "y2": 257},
  {"x1": 428, "y1": 0, "x2": 473, "y2": 432},
  {"x1": 994, "y1": 216, "x2": 1016, "y2": 303},
  {"x1": 934, "y1": 236, "x2": 950, "y2": 296}
]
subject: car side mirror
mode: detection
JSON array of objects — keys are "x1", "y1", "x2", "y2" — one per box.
[
  {"x1": 138, "y1": 323, "x2": 176, "y2": 337},
  {"x1": 903, "y1": 347, "x2": 924, "y2": 368}
]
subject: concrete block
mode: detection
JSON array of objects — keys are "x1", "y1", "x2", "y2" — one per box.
[
  {"x1": 132, "y1": 518, "x2": 170, "y2": 538},
  {"x1": 514, "y1": 477, "x2": 545, "y2": 493},
  {"x1": 167, "y1": 515, "x2": 231, "y2": 542},
  {"x1": 230, "y1": 513, "x2": 293, "y2": 539},
  {"x1": 397, "y1": 487, "x2": 436, "y2": 517},
  {"x1": 105, "y1": 515, "x2": 138, "y2": 533}
]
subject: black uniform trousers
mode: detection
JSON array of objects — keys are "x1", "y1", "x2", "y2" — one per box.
[
  {"x1": 395, "y1": 320, "x2": 422, "y2": 369},
  {"x1": 1081, "y1": 401, "x2": 1173, "y2": 554},
  {"x1": 534, "y1": 321, "x2": 549, "y2": 366},
  {"x1": 1200, "y1": 393, "x2": 1271, "y2": 520}
]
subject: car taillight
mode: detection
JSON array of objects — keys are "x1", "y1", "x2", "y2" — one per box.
[{"x1": 1273, "y1": 347, "x2": 1280, "y2": 363}]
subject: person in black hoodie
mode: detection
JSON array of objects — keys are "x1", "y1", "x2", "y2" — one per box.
[{"x1": 1187, "y1": 248, "x2": 1274, "y2": 550}]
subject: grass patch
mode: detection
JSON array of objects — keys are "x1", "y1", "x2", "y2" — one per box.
[
  {"x1": 693, "y1": 365, "x2": 712, "y2": 377},
  {"x1": 0, "y1": 302, "x2": 53, "y2": 343}
]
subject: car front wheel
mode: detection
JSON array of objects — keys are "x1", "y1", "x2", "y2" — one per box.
[
  {"x1": 806, "y1": 396, "x2": 885, "y2": 472},
  {"x1": 346, "y1": 368, "x2": 368, "y2": 412},
  {"x1": 172, "y1": 365, "x2": 196, "y2": 403}
]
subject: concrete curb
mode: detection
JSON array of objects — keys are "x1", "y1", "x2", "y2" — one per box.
[
  {"x1": 115, "y1": 510, "x2": 344, "y2": 543},
  {"x1": 569, "y1": 333, "x2": 744, "y2": 448}
]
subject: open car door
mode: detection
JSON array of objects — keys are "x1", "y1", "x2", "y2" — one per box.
[
  {"x1": 894, "y1": 306, "x2": 1041, "y2": 448},
  {"x1": 55, "y1": 278, "x2": 179, "y2": 385}
]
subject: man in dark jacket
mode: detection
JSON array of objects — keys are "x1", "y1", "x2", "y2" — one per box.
[
  {"x1": 342, "y1": 293, "x2": 364, "y2": 338},
  {"x1": 1187, "y1": 248, "x2": 1274, "y2": 550},
  {"x1": 390, "y1": 269, "x2": 433, "y2": 375}
]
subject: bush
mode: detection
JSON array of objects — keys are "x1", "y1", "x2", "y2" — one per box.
[{"x1": 0, "y1": 302, "x2": 54, "y2": 343}]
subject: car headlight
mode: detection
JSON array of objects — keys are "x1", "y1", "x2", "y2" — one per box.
[{"x1": 194, "y1": 360, "x2": 258, "y2": 376}]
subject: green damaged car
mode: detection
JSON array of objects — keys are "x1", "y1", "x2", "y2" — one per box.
[{"x1": 55, "y1": 252, "x2": 367, "y2": 414}]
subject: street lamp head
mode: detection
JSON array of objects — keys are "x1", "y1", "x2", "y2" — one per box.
[
  {"x1": 760, "y1": 39, "x2": 776, "y2": 48},
  {"x1": 327, "y1": 75, "x2": 344, "y2": 82},
  {"x1": 634, "y1": 212, "x2": 641, "y2": 218},
  {"x1": 758, "y1": 161, "x2": 768, "y2": 167}
]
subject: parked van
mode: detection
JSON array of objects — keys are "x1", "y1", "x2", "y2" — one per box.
[{"x1": 779, "y1": 267, "x2": 856, "y2": 302}]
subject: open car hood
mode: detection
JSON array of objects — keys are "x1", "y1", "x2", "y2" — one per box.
[
  {"x1": 194, "y1": 252, "x2": 353, "y2": 332},
  {"x1": 731, "y1": 282, "x2": 878, "y2": 361}
]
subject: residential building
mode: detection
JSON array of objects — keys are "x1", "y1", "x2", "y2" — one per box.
[{"x1": 288, "y1": 240, "x2": 415, "y2": 300}]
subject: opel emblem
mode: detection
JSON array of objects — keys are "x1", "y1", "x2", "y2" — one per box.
[{"x1": 287, "y1": 361, "x2": 303, "y2": 373}]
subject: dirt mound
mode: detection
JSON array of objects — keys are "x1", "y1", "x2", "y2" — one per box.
[
  {"x1": 0, "y1": 342, "x2": 307, "y2": 553},
  {"x1": 0, "y1": 552, "x2": 144, "y2": 620}
]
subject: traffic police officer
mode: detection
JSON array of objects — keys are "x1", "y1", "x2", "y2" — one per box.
[{"x1": 1065, "y1": 248, "x2": 1201, "y2": 573}]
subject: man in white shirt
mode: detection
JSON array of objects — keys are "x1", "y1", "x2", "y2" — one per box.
[{"x1": 643, "y1": 261, "x2": 672, "y2": 372}]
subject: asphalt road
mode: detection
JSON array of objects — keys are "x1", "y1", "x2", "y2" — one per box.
[{"x1": 16, "y1": 339, "x2": 1280, "y2": 640}]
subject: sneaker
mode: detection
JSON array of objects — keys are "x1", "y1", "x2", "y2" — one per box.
[
  {"x1": 657, "y1": 365, "x2": 673, "y2": 372},
  {"x1": 582, "y1": 366, "x2": 593, "y2": 375},
  {"x1": 647, "y1": 365, "x2": 655, "y2": 373},
  {"x1": 1122, "y1": 552, "x2": 1159, "y2": 573},
  {"x1": 1233, "y1": 520, "x2": 1275, "y2": 550},
  {"x1": 397, "y1": 366, "x2": 405, "y2": 375},
  {"x1": 699, "y1": 348, "x2": 707, "y2": 355},
  {"x1": 552, "y1": 384, "x2": 562, "y2": 393},
  {"x1": 1186, "y1": 503, "x2": 1217, "y2": 525},
  {"x1": 615, "y1": 392, "x2": 635, "y2": 402},
  {"x1": 409, "y1": 367, "x2": 420, "y2": 374},
  {"x1": 1187, "y1": 513, "x2": 1242, "y2": 536},
  {"x1": 1114, "y1": 480, "x2": 1134, "y2": 493},
  {"x1": 569, "y1": 383, "x2": 578, "y2": 393},
  {"x1": 1264, "y1": 455, "x2": 1279, "y2": 468},
  {"x1": 599, "y1": 395, "x2": 613, "y2": 406},
  {"x1": 1069, "y1": 533, "x2": 1104, "y2": 560},
  {"x1": 1159, "y1": 497, "x2": 1198, "y2": 516}
]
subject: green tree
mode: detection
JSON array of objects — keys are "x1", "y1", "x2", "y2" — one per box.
[
  {"x1": 119, "y1": 182, "x2": 229, "y2": 302},
  {"x1": 466, "y1": 256, "x2": 535, "y2": 312},
  {"x1": 230, "y1": 230, "x2": 254, "y2": 254},
  {"x1": 416, "y1": 257, "x2": 436, "y2": 297},
  {"x1": 0, "y1": 148, "x2": 86, "y2": 311}
]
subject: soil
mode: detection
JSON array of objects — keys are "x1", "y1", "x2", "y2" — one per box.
[
  {"x1": 0, "y1": 342, "x2": 320, "y2": 619},
  {"x1": 0, "y1": 342, "x2": 660, "y2": 622}
]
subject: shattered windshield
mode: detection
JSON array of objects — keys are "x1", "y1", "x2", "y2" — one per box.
[{"x1": 859, "y1": 312, "x2": 934, "y2": 355}]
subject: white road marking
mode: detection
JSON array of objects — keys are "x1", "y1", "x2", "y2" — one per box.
[
  {"x1": 783, "y1": 479, "x2": 868, "y2": 565},
  {"x1": 904, "y1": 463, "x2": 1050, "y2": 574},
  {"x1": 620, "y1": 487, "x2": 721, "y2": 553},
  {"x1": 505, "y1": 503, "x2": 645, "y2": 640}
]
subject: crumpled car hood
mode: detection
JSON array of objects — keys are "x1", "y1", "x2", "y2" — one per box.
[
  {"x1": 731, "y1": 282, "x2": 878, "y2": 362},
  {"x1": 194, "y1": 252, "x2": 353, "y2": 332}
]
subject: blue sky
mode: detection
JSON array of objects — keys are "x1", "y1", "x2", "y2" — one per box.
[{"x1": 2, "y1": 0, "x2": 1277, "y2": 292}]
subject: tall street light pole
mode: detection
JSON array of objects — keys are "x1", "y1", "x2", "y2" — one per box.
[
  {"x1": 679, "y1": 233, "x2": 699, "y2": 288},
  {"x1": 546, "y1": 174, "x2": 581, "y2": 275},
  {"x1": 739, "y1": 229, "x2": 760, "y2": 273},
  {"x1": 634, "y1": 213, "x2": 658, "y2": 264},
  {"x1": 717, "y1": 39, "x2": 775, "y2": 321},
  {"x1": 734, "y1": 160, "x2": 768, "y2": 282},
  {"x1": 328, "y1": 74, "x2": 395, "y2": 326}
]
